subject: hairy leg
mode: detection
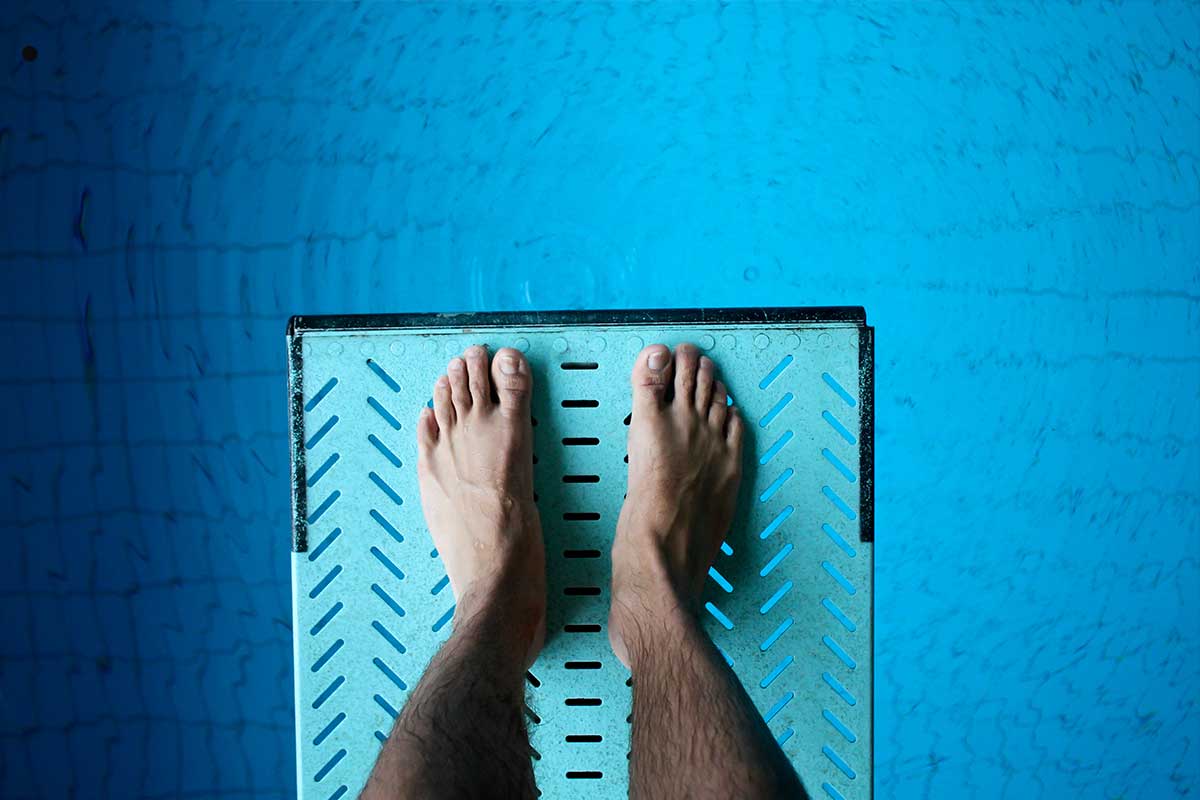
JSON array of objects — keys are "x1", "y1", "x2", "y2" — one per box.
[
  {"x1": 610, "y1": 343, "x2": 809, "y2": 800},
  {"x1": 361, "y1": 345, "x2": 544, "y2": 800}
]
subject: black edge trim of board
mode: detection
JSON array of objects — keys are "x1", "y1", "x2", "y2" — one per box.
[
  {"x1": 287, "y1": 306, "x2": 865, "y2": 335},
  {"x1": 287, "y1": 330, "x2": 308, "y2": 553},
  {"x1": 858, "y1": 323, "x2": 875, "y2": 544}
]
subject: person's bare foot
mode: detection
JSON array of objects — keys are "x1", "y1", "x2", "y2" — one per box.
[
  {"x1": 609, "y1": 343, "x2": 745, "y2": 667},
  {"x1": 417, "y1": 345, "x2": 546, "y2": 665}
]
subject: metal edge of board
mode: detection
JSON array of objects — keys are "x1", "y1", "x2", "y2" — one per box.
[
  {"x1": 287, "y1": 306, "x2": 866, "y2": 335},
  {"x1": 851, "y1": 317, "x2": 876, "y2": 800},
  {"x1": 287, "y1": 326, "x2": 308, "y2": 552},
  {"x1": 859, "y1": 323, "x2": 876, "y2": 800}
]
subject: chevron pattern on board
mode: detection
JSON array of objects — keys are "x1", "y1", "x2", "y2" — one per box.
[{"x1": 289, "y1": 311, "x2": 874, "y2": 800}]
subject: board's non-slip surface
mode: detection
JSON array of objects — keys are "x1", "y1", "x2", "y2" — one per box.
[{"x1": 289, "y1": 309, "x2": 874, "y2": 800}]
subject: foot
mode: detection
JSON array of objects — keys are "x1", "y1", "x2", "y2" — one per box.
[
  {"x1": 417, "y1": 345, "x2": 546, "y2": 666},
  {"x1": 609, "y1": 343, "x2": 745, "y2": 668}
]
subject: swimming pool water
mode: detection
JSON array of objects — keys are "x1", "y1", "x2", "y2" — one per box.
[{"x1": 1, "y1": 3, "x2": 1197, "y2": 798}]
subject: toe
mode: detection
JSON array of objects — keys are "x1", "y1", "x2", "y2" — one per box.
[
  {"x1": 631, "y1": 344, "x2": 674, "y2": 413},
  {"x1": 726, "y1": 405, "x2": 745, "y2": 449},
  {"x1": 417, "y1": 406, "x2": 438, "y2": 453},
  {"x1": 709, "y1": 380, "x2": 729, "y2": 428},
  {"x1": 463, "y1": 345, "x2": 493, "y2": 409},
  {"x1": 695, "y1": 356, "x2": 715, "y2": 411},
  {"x1": 433, "y1": 375, "x2": 454, "y2": 428},
  {"x1": 673, "y1": 343, "x2": 700, "y2": 408},
  {"x1": 490, "y1": 347, "x2": 532, "y2": 419},
  {"x1": 447, "y1": 357, "x2": 471, "y2": 416}
]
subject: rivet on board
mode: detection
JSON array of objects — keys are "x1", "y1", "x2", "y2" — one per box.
[
  {"x1": 590, "y1": 336, "x2": 607, "y2": 353},
  {"x1": 848, "y1": 331, "x2": 860, "y2": 346},
  {"x1": 329, "y1": 341, "x2": 344, "y2": 355},
  {"x1": 360, "y1": 341, "x2": 375, "y2": 356},
  {"x1": 754, "y1": 333, "x2": 770, "y2": 349},
  {"x1": 629, "y1": 335, "x2": 645, "y2": 352},
  {"x1": 722, "y1": 334, "x2": 737, "y2": 349},
  {"x1": 785, "y1": 334, "x2": 800, "y2": 348},
  {"x1": 553, "y1": 337, "x2": 569, "y2": 353},
  {"x1": 514, "y1": 337, "x2": 531, "y2": 353},
  {"x1": 699, "y1": 334, "x2": 716, "y2": 350},
  {"x1": 445, "y1": 339, "x2": 461, "y2": 355},
  {"x1": 302, "y1": 342, "x2": 313, "y2": 357},
  {"x1": 423, "y1": 337, "x2": 438, "y2": 353},
  {"x1": 390, "y1": 341, "x2": 405, "y2": 356},
  {"x1": 818, "y1": 332, "x2": 832, "y2": 347}
]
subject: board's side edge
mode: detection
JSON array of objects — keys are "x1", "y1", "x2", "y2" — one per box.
[
  {"x1": 288, "y1": 322, "x2": 309, "y2": 553},
  {"x1": 870, "y1": 534, "x2": 876, "y2": 800},
  {"x1": 857, "y1": 320, "x2": 875, "y2": 800},
  {"x1": 287, "y1": 319, "x2": 308, "y2": 796},
  {"x1": 857, "y1": 323, "x2": 874, "y2": 545},
  {"x1": 290, "y1": 554, "x2": 307, "y2": 800}
]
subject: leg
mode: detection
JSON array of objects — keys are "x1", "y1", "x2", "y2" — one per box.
[
  {"x1": 610, "y1": 344, "x2": 809, "y2": 800},
  {"x1": 361, "y1": 345, "x2": 545, "y2": 800}
]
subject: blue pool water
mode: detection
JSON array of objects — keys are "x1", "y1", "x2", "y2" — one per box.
[{"x1": 1, "y1": 3, "x2": 1197, "y2": 798}]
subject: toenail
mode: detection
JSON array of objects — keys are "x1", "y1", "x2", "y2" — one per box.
[
  {"x1": 647, "y1": 350, "x2": 668, "y2": 371},
  {"x1": 500, "y1": 355, "x2": 521, "y2": 375},
  {"x1": 449, "y1": 358, "x2": 465, "y2": 371}
]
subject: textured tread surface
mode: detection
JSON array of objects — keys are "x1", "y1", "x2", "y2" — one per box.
[{"x1": 290, "y1": 321, "x2": 873, "y2": 799}]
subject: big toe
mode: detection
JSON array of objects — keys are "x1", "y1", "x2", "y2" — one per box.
[
  {"x1": 631, "y1": 344, "x2": 674, "y2": 413},
  {"x1": 490, "y1": 347, "x2": 532, "y2": 418}
]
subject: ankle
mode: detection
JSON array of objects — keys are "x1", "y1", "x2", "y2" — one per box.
[
  {"x1": 613, "y1": 517, "x2": 697, "y2": 596},
  {"x1": 454, "y1": 596, "x2": 540, "y2": 669},
  {"x1": 455, "y1": 563, "x2": 543, "y2": 648},
  {"x1": 461, "y1": 484, "x2": 535, "y2": 533},
  {"x1": 609, "y1": 585, "x2": 700, "y2": 669}
]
